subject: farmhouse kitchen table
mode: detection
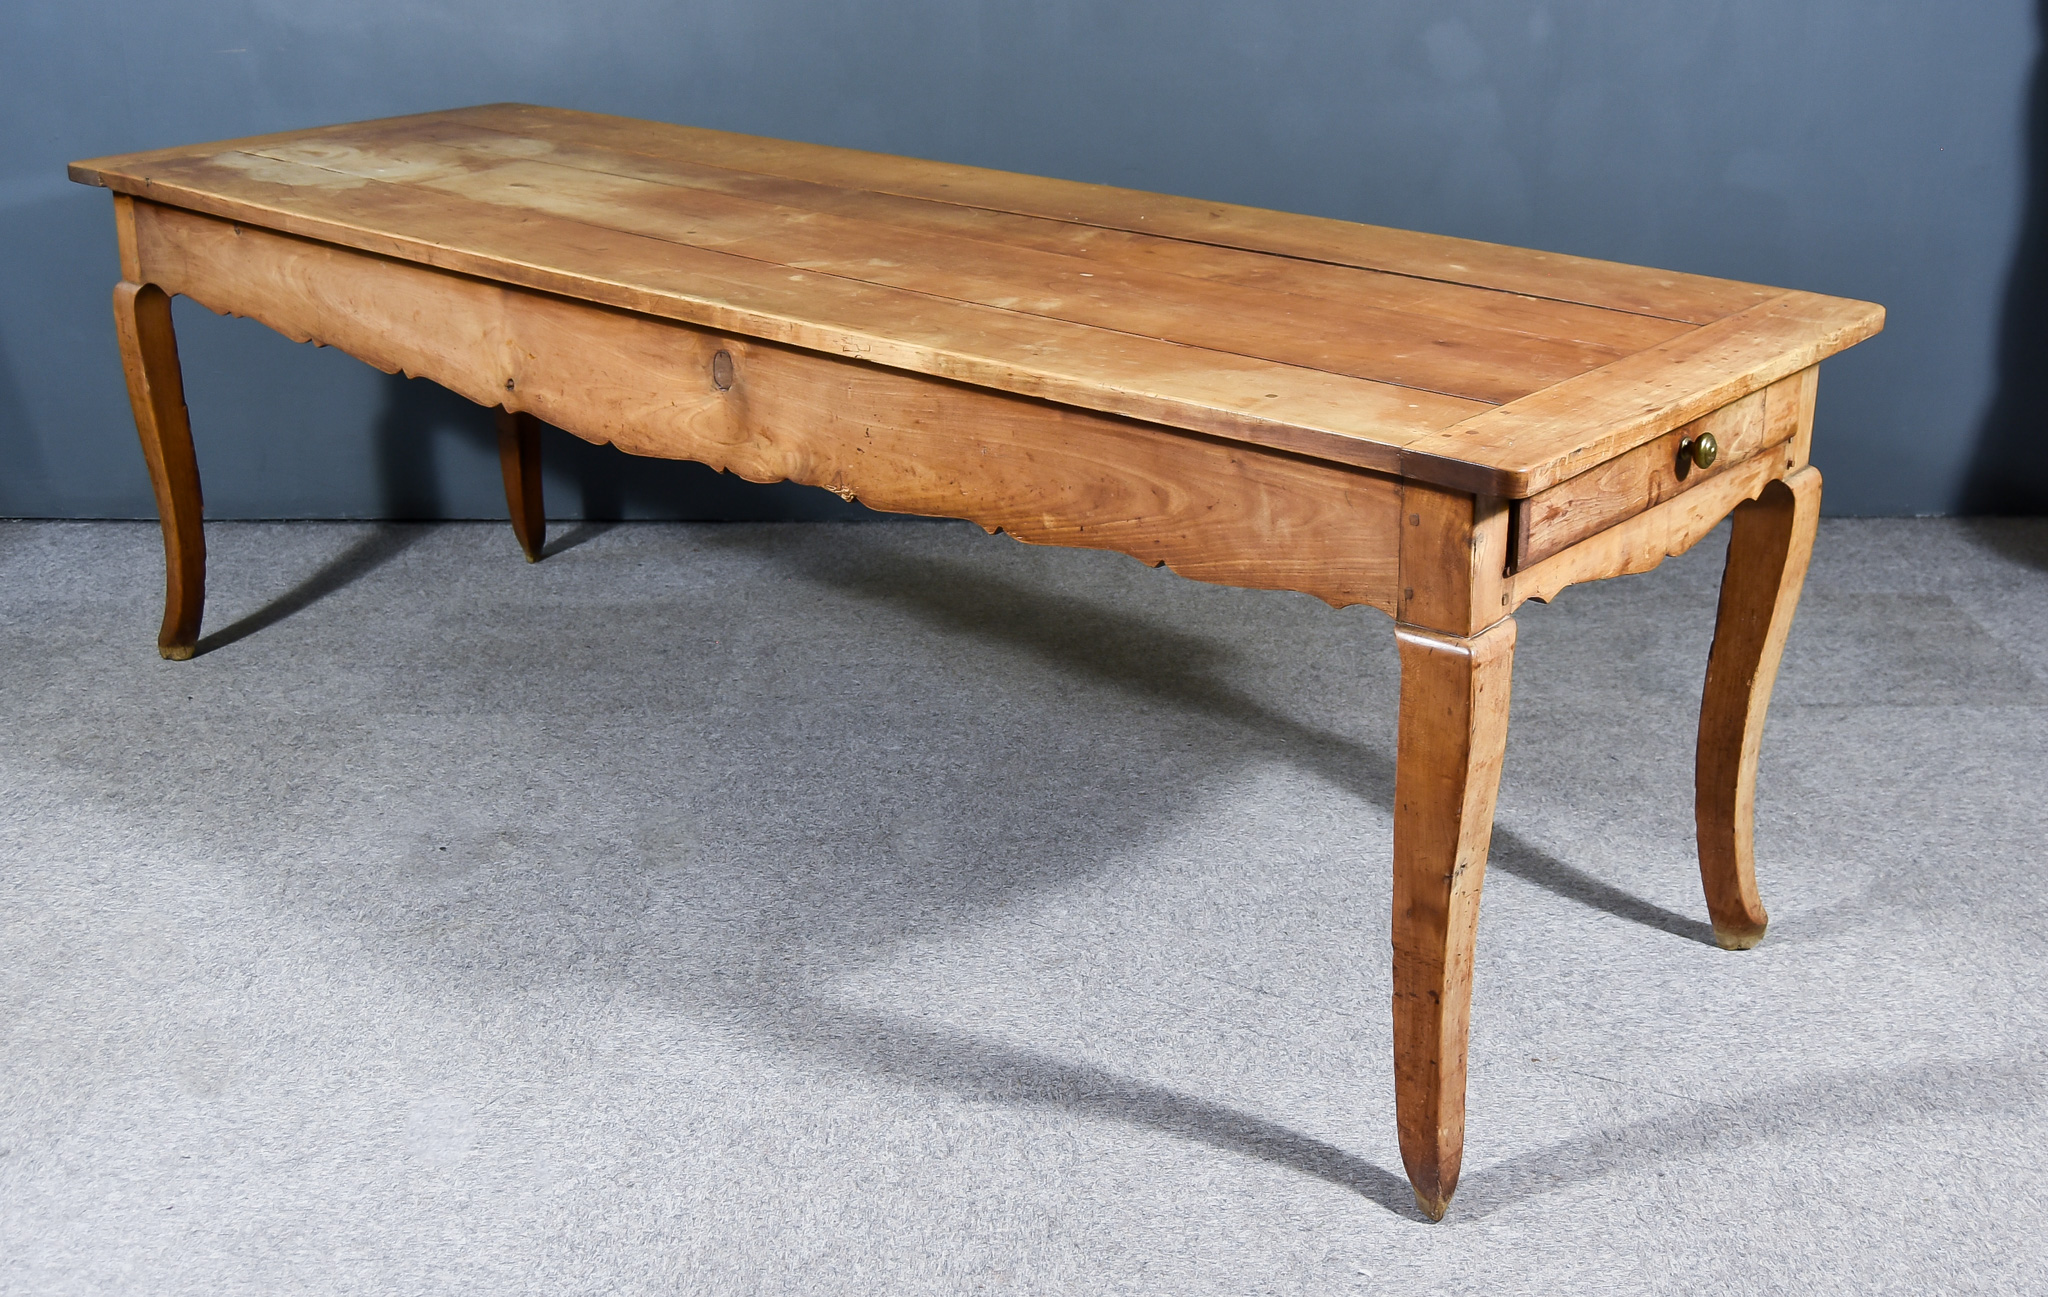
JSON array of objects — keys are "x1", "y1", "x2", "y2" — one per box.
[{"x1": 72, "y1": 105, "x2": 1882, "y2": 1221}]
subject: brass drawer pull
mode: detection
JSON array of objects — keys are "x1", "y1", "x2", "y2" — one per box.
[{"x1": 1681, "y1": 431, "x2": 1720, "y2": 471}]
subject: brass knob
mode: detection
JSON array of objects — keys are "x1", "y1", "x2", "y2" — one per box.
[{"x1": 1683, "y1": 431, "x2": 1719, "y2": 471}]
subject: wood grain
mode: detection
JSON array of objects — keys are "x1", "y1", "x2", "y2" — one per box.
[
  {"x1": 1696, "y1": 468, "x2": 1822, "y2": 950},
  {"x1": 367, "y1": 119, "x2": 1694, "y2": 355},
  {"x1": 209, "y1": 115, "x2": 1695, "y2": 363},
  {"x1": 1392, "y1": 617, "x2": 1516, "y2": 1221},
  {"x1": 92, "y1": 152, "x2": 1490, "y2": 482},
  {"x1": 1399, "y1": 482, "x2": 1511, "y2": 637},
  {"x1": 220, "y1": 134, "x2": 1645, "y2": 407},
  {"x1": 441, "y1": 104, "x2": 1783, "y2": 323},
  {"x1": 130, "y1": 200, "x2": 1405, "y2": 610}
]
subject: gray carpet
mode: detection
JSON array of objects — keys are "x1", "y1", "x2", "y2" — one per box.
[{"x1": 2, "y1": 516, "x2": 2044, "y2": 1295}]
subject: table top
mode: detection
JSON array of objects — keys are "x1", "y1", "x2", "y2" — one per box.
[{"x1": 71, "y1": 104, "x2": 1882, "y2": 497}]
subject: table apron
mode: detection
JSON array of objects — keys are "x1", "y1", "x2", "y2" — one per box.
[
  {"x1": 127, "y1": 199, "x2": 1406, "y2": 612},
  {"x1": 1509, "y1": 451, "x2": 1802, "y2": 610}
]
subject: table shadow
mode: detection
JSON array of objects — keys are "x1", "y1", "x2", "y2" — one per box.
[
  {"x1": 216, "y1": 520, "x2": 1745, "y2": 1220},
  {"x1": 752, "y1": 528, "x2": 1720, "y2": 948},
  {"x1": 192, "y1": 523, "x2": 425, "y2": 656},
  {"x1": 1453, "y1": 1053, "x2": 2044, "y2": 1221},
  {"x1": 774, "y1": 1007, "x2": 1423, "y2": 1216},
  {"x1": 646, "y1": 527, "x2": 1748, "y2": 1212},
  {"x1": 541, "y1": 520, "x2": 617, "y2": 558},
  {"x1": 1488, "y1": 836, "x2": 1716, "y2": 946},
  {"x1": 1957, "y1": 517, "x2": 2048, "y2": 573}
]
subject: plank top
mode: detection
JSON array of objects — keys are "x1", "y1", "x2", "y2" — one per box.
[{"x1": 71, "y1": 104, "x2": 1883, "y2": 496}]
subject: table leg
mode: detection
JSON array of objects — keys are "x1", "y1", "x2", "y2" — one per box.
[
  {"x1": 1695, "y1": 467, "x2": 1822, "y2": 950},
  {"x1": 496, "y1": 408, "x2": 546, "y2": 562},
  {"x1": 113, "y1": 281, "x2": 204, "y2": 660},
  {"x1": 1392, "y1": 617, "x2": 1515, "y2": 1221}
]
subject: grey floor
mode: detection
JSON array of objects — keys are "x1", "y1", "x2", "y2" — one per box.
[{"x1": 2, "y1": 516, "x2": 2045, "y2": 1295}]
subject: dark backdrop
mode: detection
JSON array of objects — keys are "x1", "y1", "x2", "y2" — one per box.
[{"x1": 2, "y1": 1, "x2": 2039, "y2": 519}]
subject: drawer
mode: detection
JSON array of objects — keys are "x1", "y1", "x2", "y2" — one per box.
[{"x1": 1506, "y1": 366, "x2": 1817, "y2": 572}]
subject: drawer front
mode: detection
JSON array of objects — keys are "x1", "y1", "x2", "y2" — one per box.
[{"x1": 1507, "y1": 367, "x2": 1816, "y2": 572}]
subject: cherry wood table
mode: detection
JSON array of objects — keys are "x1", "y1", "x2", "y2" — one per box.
[{"x1": 72, "y1": 105, "x2": 1882, "y2": 1220}]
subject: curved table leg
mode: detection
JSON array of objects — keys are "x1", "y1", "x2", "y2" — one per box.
[
  {"x1": 1695, "y1": 467, "x2": 1822, "y2": 950},
  {"x1": 1392, "y1": 617, "x2": 1515, "y2": 1221},
  {"x1": 496, "y1": 408, "x2": 546, "y2": 562},
  {"x1": 113, "y1": 281, "x2": 204, "y2": 660}
]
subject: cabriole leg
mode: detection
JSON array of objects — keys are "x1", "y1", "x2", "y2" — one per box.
[
  {"x1": 496, "y1": 408, "x2": 545, "y2": 562},
  {"x1": 1695, "y1": 467, "x2": 1822, "y2": 950},
  {"x1": 1391, "y1": 617, "x2": 1516, "y2": 1221},
  {"x1": 113, "y1": 281, "x2": 204, "y2": 659}
]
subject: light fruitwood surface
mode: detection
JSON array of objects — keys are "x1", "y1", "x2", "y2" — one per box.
[
  {"x1": 132, "y1": 202, "x2": 1406, "y2": 611},
  {"x1": 1510, "y1": 369, "x2": 1816, "y2": 571},
  {"x1": 1695, "y1": 467, "x2": 1823, "y2": 950},
  {"x1": 1391, "y1": 618, "x2": 1516, "y2": 1220},
  {"x1": 111, "y1": 268, "x2": 204, "y2": 659},
  {"x1": 1507, "y1": 449, "x2": 1798, "y2": 612},
  {"x1": 73, "y1": 105, "x2": 1882, "y2": 498},
  {"x1": 1399, "y1": 482, "x2": 1512, "y2": 639},
  {"x1": 495, "y1": 409, "x2": 545, "y2": 563}
]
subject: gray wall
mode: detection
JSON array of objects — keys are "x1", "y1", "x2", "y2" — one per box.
[{"x1": 1, "y1": 1, "x2": 2038, "y2": 519}]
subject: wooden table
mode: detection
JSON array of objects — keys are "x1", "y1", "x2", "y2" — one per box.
[{"x1": 71, "y1": 105, "x2": 1882, "y2": 1221}]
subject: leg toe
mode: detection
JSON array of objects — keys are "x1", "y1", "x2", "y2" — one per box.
[
  {"x1": 1413, "y1": 1186, "x2": 1453, "y2": 1222},
  {"x1": 1713, "y1": 918, "x2": 1767, "y2": 951}
]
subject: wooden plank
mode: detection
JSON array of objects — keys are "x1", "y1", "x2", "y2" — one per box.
[
  {"x1": 221, "y1": 132, "x2": 1666, "y2": 406},
  {"x1": 86, "y1": 156, "x2": 1493, "y2": 481},
  {"x1": 233, "y1": 111, "x2": 1697, "y2": 360},
  {"x1": 131, "y1": 201, "x2": 1406, "y2": 611},
  {"x1": 1509, "y1": 385, "x2": 1788, "y2": 570},
  {"x1": 448, "y1": 104, "x2": 1781, "y2": 324},
  {"x1": 1403, "y1": 291, "x2": 1885, "y2": 497}
]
